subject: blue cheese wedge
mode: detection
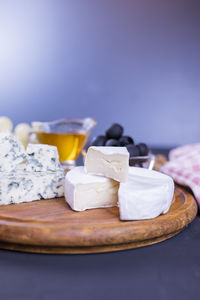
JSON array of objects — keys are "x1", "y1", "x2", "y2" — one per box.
[
  {"x1": 0, "y1": 132, "x2": 26, "y2": 171},
  {"x1": 0, "y1": 169, "x2": 65, "y2": 205},
  {"x1": 65, "y1": 166, "x2": 119, "y2": 211},
  {"x1": 118, "y1": 167, "x2": 174, "y2": 220},
  {"x1": 85, "y1": 146, "x2": 129, "y2": 182},
  {"x1": 26, "y1": 144, "x2": 61, "y2": 172}
]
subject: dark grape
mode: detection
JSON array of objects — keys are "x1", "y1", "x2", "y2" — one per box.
[
  {"x1": 105, "y1": 123, "x2": 123, "y2": 139},
  {"x1": 105, "y1": 139, "x2": 121, "y2": 146},
  {"x1": 91, "y1": 135, "x2": 107, "y2": 146},
  {"x1": 119, "y1": 136, "x2": 134, "y2": 146},
  {"x1": 126, "y1": 144, "x2": 140, "y2": 157},
  {"x1": 136, "y1": 143, "x2": 149, "y2": 156}
]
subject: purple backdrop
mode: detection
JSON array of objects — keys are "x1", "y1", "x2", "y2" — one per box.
[{"x1": 0, "y1": 0, "x2": 200, "y2": 147}]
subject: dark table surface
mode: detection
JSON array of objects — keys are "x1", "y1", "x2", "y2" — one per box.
[{"x1": 0, "y1": 149, "x2": 199, "y2": 300}]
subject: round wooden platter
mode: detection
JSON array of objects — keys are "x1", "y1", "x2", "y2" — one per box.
[{"x1": 0, "y1": 186, "x2": 197, "y2": 254}]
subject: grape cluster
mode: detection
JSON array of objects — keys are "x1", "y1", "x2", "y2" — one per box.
[
  {"x1": 91, "y1": 123, "x2": 150, "y2": 162},
  {"x1": 0, "y1": 116, "x2": 31, "y2": 147}
]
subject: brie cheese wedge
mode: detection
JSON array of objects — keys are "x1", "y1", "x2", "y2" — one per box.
[
  {"x1": 118, "y1": 167, "x2": 174, "y2": 220},
  {"x1": 64, "y1": 166, "x2": 119, "y2": 211},
  {"x1": 85, "y1": 146, "x2": 129, "y2": 182}
]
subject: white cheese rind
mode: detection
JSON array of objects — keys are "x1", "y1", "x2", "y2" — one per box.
[
  {"x1": 85, "y1": 146, "x2": 129, "y2": 182},
  {"x1": 26, "y1": 143, "x2": 61, "y2": 172},
  {"x1": 118, "y1": 167, "x2": 174, "y2": 220},
  {"x1": 0, "y1": 169, "x2": 65, "y2": 205},
  {"x1": 0, "y1": 132, "x2": 27, "y2": 171},
  {"x1": 65, "y1": 166, "x2": 119, "y2": 211}
]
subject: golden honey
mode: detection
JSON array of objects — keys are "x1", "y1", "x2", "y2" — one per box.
[{"x1": 36, "y1": 132, "x2": 88, "y2": 162}]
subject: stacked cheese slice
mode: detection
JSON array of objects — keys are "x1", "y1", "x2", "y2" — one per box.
[
  {"x1": 65, "y1": 146, "x2": 174, "y2": 220},
  {"x1": 0, "y1": 132, "x2": 65, "y2": 205}
]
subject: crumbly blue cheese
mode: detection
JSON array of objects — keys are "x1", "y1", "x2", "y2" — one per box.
[
  {"x1": 0, "y1": 132, "x2": 27, "y2": 171},
  {"x1": 26, "y1": 144, "x2": 61, "y2": 172},
  {"x1": 15, "y1": 163, "x2": 28, "y2": 172},
  {"x1": 0, "y1": 169, "x2": 65, "y2": 205}
]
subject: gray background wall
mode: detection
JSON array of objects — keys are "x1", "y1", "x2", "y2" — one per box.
[{"x1": 0, "y1": 0, "x2": 200, "y2": 147}]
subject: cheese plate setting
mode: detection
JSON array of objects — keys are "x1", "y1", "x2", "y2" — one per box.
[{"x1": 0, "y1": 118, "x2": 197, "y2": 254}]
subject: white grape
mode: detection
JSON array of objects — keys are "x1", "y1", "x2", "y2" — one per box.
[
  {"x1": 14, "y1": 123, "x2": 31, "y2": 147},
  {"x1": 0, "y1": 116, "x2": 13, "y2": 132}
]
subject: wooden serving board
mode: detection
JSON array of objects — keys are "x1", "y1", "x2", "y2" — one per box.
[{"x1": 0, "y1": 186, "x2": 197, "y2": 254}]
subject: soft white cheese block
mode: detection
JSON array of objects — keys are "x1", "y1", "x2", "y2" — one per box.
[
  {"x1": 0, "y1": 132, "x2": 27, "y2": 171},
  {"x1": 0, "y1": 169, "x2": 65, "y2": 205},
  {"x1": 85, "y1": 146, "x2": 129, "y2": 182},
  {"x1": 26, "y1": 143, "x2": 61, "y2": 172},
  {"x1": 65, "y1": 166, "x2": 119, "y2": 211},
  {"x1": 118, "y1": 167, "x2": 174, "y2": 220}
]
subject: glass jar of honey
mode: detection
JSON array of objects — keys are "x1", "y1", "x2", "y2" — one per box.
[{"x1": 31, "y1": 118, "x2": 96, "y2": 169}]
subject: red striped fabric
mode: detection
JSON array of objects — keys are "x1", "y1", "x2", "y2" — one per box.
[{"x1": 161, "y1": 144, "x2": 200, "y2": 207}]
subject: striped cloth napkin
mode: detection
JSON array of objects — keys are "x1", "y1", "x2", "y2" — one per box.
[{"x1": 160, "y1": 144, "x2": 200, "y2": 207}]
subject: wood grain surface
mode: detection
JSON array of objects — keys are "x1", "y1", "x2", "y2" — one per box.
[{"x1": 0, "y1": 186, "x2": 197, "y2": 254}]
